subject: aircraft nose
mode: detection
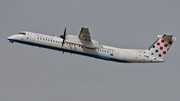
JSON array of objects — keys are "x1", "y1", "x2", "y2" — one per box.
[{"x1": 7, "y1": 35, "x2": 16, "y2": 43}]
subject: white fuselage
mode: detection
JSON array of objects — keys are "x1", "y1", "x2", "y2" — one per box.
[{"x1": 8, "y1": 31, "x2": 164, "y2": 63}]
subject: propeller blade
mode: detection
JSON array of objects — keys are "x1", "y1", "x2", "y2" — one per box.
[
  {"x1": 64, "y1": 27, "x2": 66, "y2": 36},
  {"x1": 62, "y1": 39, "x2": 65, "y2": 47},
  {"x1": 60, "y1": 27, "x2": 67, "y2": 47}
]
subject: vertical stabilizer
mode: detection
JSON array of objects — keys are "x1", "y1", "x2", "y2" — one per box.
[{"x1": 146, "y1": 34, "x2": 176, "y2": 59}]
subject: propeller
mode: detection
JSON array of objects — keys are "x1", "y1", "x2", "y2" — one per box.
[{"x1": 60, "y1": 27, "x2": 66, "y2": 47}]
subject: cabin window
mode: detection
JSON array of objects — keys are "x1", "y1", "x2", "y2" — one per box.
[{"x1": 37, "y1": 37, "x2": 39, "y2": 39}]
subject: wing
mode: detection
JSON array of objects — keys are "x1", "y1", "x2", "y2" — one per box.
[
  {"x1": 66, "y1": 27, "x2": 102, "y2": 48},
  {"x1": 78, "y1": 27, "x2": 91, "y2": 41}
]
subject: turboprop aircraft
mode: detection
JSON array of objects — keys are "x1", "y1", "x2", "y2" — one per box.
[{"x1": 7, "y1": 27, "x2": 176, "y2": 63}]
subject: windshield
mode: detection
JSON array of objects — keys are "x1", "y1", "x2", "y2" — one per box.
[{"x1": 18, "y1": 32, "x2": 26, "y2": 35}]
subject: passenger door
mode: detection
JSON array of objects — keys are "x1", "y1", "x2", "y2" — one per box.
[{"x1": 29, "y1": 33, "x2": 35, "y2": 43}]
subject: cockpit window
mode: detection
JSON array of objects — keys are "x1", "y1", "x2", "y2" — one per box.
[{"x1": 18, "y1": 32, "x2": 26, "y2": 35}]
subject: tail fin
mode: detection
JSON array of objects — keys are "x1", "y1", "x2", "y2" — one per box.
[{"x1": 145, "y1": 34, "x2": 176, "y2": 59}]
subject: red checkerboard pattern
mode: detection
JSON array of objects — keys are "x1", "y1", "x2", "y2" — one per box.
[
  {"x1": 149, "y1": 38, "x2": 173, "y2": 59},
  {"x1": 156, "y1": 39, "x2": 172, "y2": 53}
]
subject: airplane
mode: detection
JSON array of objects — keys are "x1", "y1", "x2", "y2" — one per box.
[{"x1": 7, "y1": 27, "x2": 176, "y2": 63}]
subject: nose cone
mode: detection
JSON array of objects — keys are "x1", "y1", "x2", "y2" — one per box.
[{"x1": 7, "y1": 35, "x2": 16, "y2": 43}]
